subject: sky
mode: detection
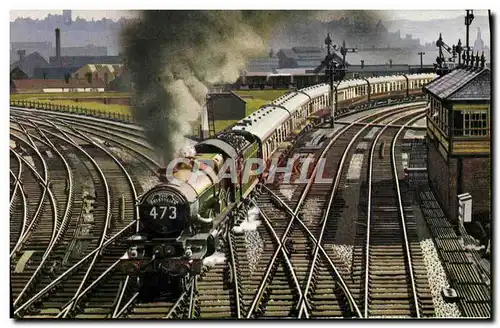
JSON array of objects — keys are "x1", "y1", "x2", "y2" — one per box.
[{"x1": 9, "y1": 10, "x2": 489, "y2": 22}]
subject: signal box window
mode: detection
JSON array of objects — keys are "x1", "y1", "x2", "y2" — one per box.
[{"x1": 464, "y1": 110, "x2": 488, "y2": 136}]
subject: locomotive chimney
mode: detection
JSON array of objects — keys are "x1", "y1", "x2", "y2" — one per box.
[
  {"x1": 55, "y1": 28, "x2": 61, "y2": 63},
  {"x1": 361, "y1": 60, "x2": 365, "y2": 68},
  {"x1": 389, "y1": 59, "x2": 393, "y2": 67},
  {"x1": 158, "y1": 168, "x2": 168, "y2": 183}
]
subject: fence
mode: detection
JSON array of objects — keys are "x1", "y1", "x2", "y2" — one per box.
[{"x1": 10, "y1": 99, "x2": 136, "y2": 124}]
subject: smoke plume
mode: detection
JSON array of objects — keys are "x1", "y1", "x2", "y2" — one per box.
[
  {"x1": 121, "y1": 11, "x2": 309, "y2": 164},
  {"x1": 121, "y1": 11, "x2": 385, "y2": 164}
]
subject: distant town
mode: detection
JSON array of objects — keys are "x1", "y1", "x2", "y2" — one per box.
[{"x1": 10, "y1": 10, "x2": 490, "y2": 95}]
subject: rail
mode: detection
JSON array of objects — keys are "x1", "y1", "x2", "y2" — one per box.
[
  {"x1": 296, "y1": 107, "x2": 424, "y2": 317},
  {"x1": 8, "y1": 138, "x2": 48, "y2": 258},
  {"x1": 295, "y1": 104, "x2": 426, "y2": 317},
  {"x1": 248, "y1": 102, "x2": 426, "y2": 319},
  {"x1": 262, "y1": 185, "x2": 360, "y2": 316},
  {"x1": 51, "y1": 117, "x2": 160, "y2": 177},
  {"x1": 363, "y1": 110, "x2": 425, "y2": 318},
  {"x1": 34, "y1": 127, "x2": 75, "y2": 250},
  {"x1": 12, "y1": 123, "x2": 76, "y2": 259},
  {"x1": 164, "y1": 277, "x2": 195, "y2": 319},
  {"x1": 390, "y1": 113, "x2": 426, "y2": 318},
  {"x1": 246, "y1": 201, "x2": 305, "y2": 318},
  {"x1": 11, "y1": 119, "x2": 113, "y2": 314},
  {"x1": 10, "y1": 150, "x2": 59, "y2": 307},
  {"x1": 10, "y1": 169, "x2": 28, "y2": 255},
  {"x1": 227, "y1": 223, "x2": 242, "y2": 319},
  {"x1": 9, "y1": 154, "x2": 23, "y2": 207},
  {"x1": 13, "y1": 220, "x2": 137, "y2": 316},
  {"x1": 59, "y1": 127, "x2": 138, "y2": 315},
  {"x1": 188, "y1": 276, "x2": 198, "y2": 318}
]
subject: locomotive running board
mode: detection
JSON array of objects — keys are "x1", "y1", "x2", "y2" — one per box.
[{"x1": 334, "y1": 121, "x2": 427, "y2": 130}]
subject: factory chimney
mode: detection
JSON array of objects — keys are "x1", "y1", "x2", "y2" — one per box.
[
  {"x1": 389, "y1": 59, "x2": 393, "y2": 68},
  {"x1": 55, "y1": 28, "x2": 61, "y2": 63},
  {"x1": 360, "y1": 60, "x2": 365, "y2": 68}
]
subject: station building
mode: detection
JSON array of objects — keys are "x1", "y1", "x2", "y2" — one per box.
[{"x1": 423, "y1": 63, "x2": 491, "y2": 227}]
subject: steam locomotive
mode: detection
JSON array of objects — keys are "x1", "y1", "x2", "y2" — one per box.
[{"x1": 119, "y1": 73, "x2": 436, "y2": 297}]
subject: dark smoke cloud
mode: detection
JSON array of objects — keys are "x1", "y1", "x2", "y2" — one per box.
[
  {"x1": 121, "y1": 10, "x2": 311, "y2": 164},
  {"x1": 121, "y1": 10, "x2": 383, "y2": 164}
]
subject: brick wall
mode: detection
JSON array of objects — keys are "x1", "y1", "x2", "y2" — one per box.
[
  {"x1": 427, "y1": 140, "x2": 458, "y2": 223},
  {"x1": 428, "y1": 139, "x2": 491, "y2": 224},
  {"x1": 461, "y1": 157, "x2": 491, "y2": 220}
]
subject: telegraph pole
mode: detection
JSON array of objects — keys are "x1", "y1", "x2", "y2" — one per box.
[
  {"x1": 455, "y1": 39, "x2": 463, "y2": 66},
  {"x1": 465, "y1": 10, "x2": 475, "y2": 63},
  {"x1": 336, "y1": 39, "x2": 357, "y2": 120},
  {"x1": 324, "y1": 33, "x2": 334, "y2": 126},
  {"x1": 321, "y1": 35, "x2": 357, "y2": 128},
  {"x1": 417, "y1": 52, "x2": 425, "y2": 68}
]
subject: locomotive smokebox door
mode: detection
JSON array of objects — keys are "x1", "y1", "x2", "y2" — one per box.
[{"x1": 138, "y1": 187, "x2": 189, "y2": 238}]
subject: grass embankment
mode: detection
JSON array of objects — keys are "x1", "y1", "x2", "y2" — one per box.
[{"x1": 11, "y1": 89, "x2": 290, "y2": 133}]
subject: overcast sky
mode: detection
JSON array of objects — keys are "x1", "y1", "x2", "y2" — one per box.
[{"x1": 10, "y1": 10, "x2": 489, "y2": 22}]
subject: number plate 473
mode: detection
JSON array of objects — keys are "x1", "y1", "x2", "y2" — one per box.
[{"x1": 149, "y1": 206, "x2": 177, "y2": 220}]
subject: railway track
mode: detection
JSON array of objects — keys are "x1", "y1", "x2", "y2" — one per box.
[
  {"x1": 351, "y1": 112, "x2": 435, "y2": 318},
  {"x1": 9, "y1": 112, "x2": 152, "y2": 318},
  {"x1": 10, "y1": 102, "x2": 438, "y2": 319},
  {"x1": 239, "y1": 103, "x2": 427, "y2": 318}
]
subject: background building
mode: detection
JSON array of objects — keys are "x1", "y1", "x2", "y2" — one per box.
[
  {"x1": 206, "y1": 92, "x2": 247, "y2": 121},
  {"x1": 10, "y1": 78, "x2": 106, "y2": 93},
  {"x1": 72, "y1": 64, "x2": 123, "y2": 84},
  {"x1": 10, "y1": 41, "x2": 53, "y2": 62},
  {"x1": 10, "y1": 52, "x2": 49, "y2": 77}
]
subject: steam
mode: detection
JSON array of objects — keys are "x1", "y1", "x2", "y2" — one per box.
[
  {"x1": 233, "y1": 206, "x2": 261, "y2": 234},
  {"x1": 121, "y1": 11, "x2": 307, "y2": 164},
  {"x1": 203, "y1": 251, "x2": 227, "y2": 267},
  {"x1": 121, "y1": 11, "x2": 385, "y2": 164}
]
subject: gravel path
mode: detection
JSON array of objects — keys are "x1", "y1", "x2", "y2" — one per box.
[{"x1": 419, "y1": 238, "x2": 461, "y2": 318}]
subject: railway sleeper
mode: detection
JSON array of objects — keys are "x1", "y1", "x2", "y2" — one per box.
[
  {"x1": 369, "y1": 309, "x2": 413, "y2": 316},
  {"x1": 369, "y1": 303, "x2": 412, "y2": 310},
  {"x1": 369, "y1": 292, "x2": 413, "y2": 299}
]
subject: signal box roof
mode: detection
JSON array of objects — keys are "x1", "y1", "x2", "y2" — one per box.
[{"x1": 424, "y1": 67, "x2": 490, "y2": 101}]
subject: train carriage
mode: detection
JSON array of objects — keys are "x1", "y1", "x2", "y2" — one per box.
[{"x1": 120, "y1": 72, "x2": 438, "y2": 298}]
